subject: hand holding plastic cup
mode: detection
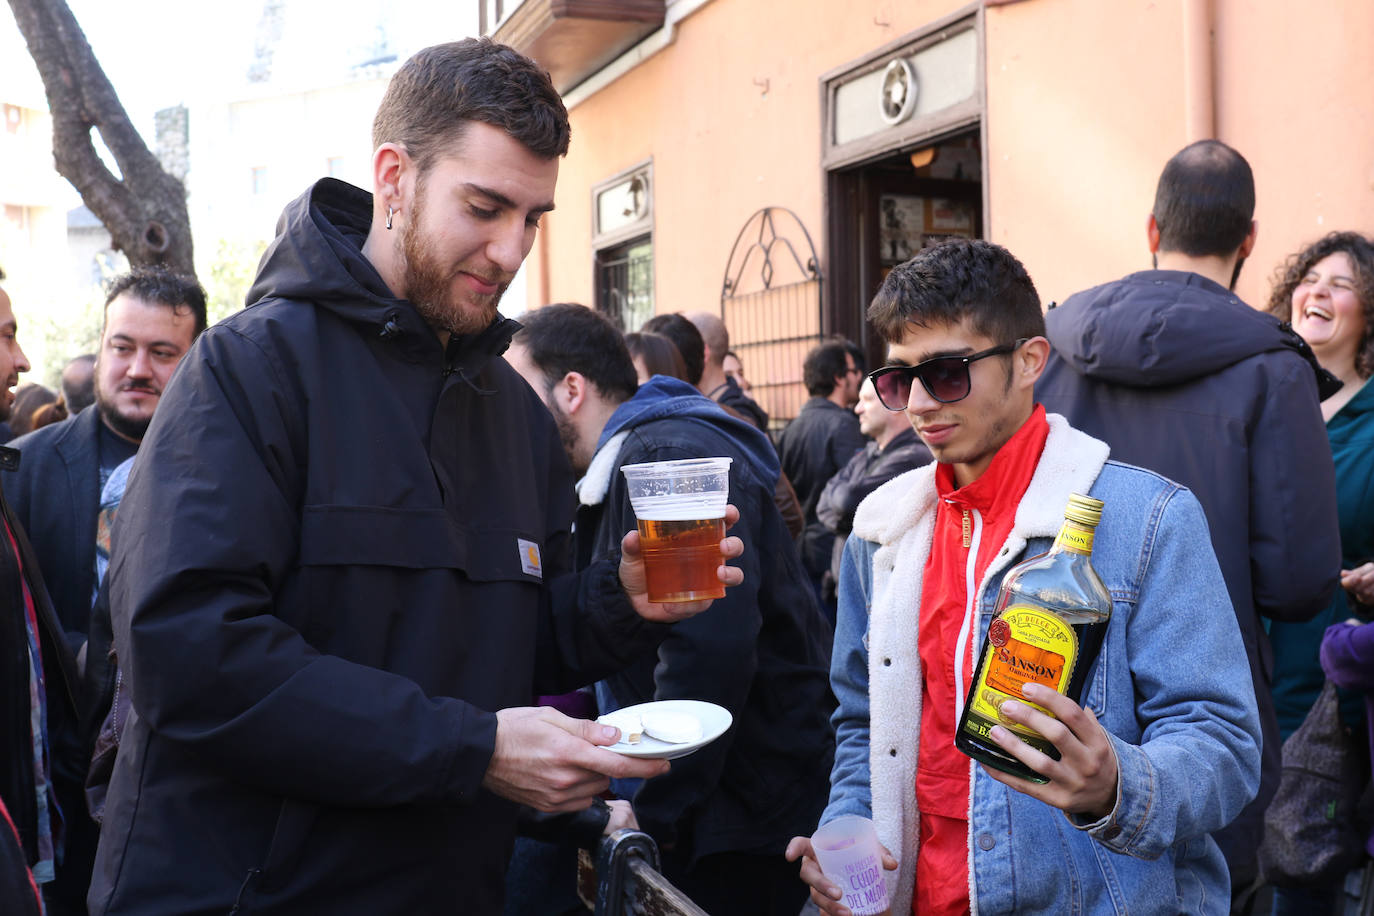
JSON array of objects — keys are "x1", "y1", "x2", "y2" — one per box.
[
  {"x1": 811, "y1": 815, "x2": 891, "y2": 916},
  {"x1": 621, "y1": 457, "x2": 732, "y2": 603}
]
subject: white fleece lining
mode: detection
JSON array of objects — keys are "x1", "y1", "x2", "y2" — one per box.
[
  {"x1": 952, "y1": 507, "x2": 983, "y2": 718},
  {"x1": 848, "y1": 413, "x2": 1110, "y2": 914},
  {"x1": 576, "y1": 430, "x2": 629, "y2": 508}
]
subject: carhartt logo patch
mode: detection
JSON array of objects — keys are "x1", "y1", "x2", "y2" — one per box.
[{"x1": 518, "y1": 539, "x2": 543, "y2": 579}]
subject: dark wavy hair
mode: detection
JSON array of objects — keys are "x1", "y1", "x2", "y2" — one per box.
[
  {"x1": 104, "y1": 266, "x2": 208, "y2": 337},
  {"x1": 640, "y1": 313, "x2": 705, "y2": 386},
  {"x1": 1267, "y1": 231, "x2": 1374, "y2": 379},
  {"x1": 1152, "y1": 140, "x2": 1255, "y2": 258},
  {"x1": 514, "y1": 303, "x2": 638, "y2": 404},
  {"x1": 625, "y1": 331, "x2": 688, "y2": 382},
  {"x1": 373, "y1": 39, "x2": 570, "y2": 173},
  {"x1": 868, "y1": 239, "x2": 1043, "y2": 346},
  {"x1": 801, "y1": 338, "x2": 862, "y2": 397}
]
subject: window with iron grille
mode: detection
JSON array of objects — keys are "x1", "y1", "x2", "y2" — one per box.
[
  {"x1": 595, "y1": 237, "x2": 653, "y2": 331},
  {"x1": 592, "y1": 161, "x2": 653, "y2": 330}
]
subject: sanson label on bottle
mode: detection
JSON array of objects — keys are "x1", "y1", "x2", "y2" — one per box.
[
  {"x1": 968, "y1": 605, "x2": 1078, "y2": 740},
  {"x1": 1053, "y1": 523, "x2": 1094, "y2": 555}
]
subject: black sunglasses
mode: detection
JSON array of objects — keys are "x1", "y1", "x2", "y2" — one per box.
[{"x1": 869, "y1": 339, "x2": 1028, "y2": 410}]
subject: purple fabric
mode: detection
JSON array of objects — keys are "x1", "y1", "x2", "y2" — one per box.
[
  {"x1": 1319, "y1": 620, "x2": 1374, "y2": 855},
  {"x1": 537, "y1": 690, "x2": 597, "y2": 720}
]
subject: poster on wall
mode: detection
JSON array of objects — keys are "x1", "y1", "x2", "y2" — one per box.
[
  {"x1": 881, "y1": 194, "x2": 976, "y2": 265},
  {"x1": 879, "y1": 194, "x2": 924, "y2": 265},
  {"x1": 930, "y1": 198, "x2": 974, "y2": 233}
]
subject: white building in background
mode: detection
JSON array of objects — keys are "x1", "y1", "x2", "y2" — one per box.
[
  {"x1": 182, "y1": 0, "x2": 535, "y2": 317},
  {"x1": 0, "y1": 22, "x2": 87, "y2": 382},
  {"x1": 186, "y1": 65, "x2": 394, "y2": 258},
  {"x1": 0, "y1": 99, "x2": 75, "y2": 287}
]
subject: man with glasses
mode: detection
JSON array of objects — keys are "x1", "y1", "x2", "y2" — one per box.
[
  {"x1": 1036, "y1": 140, "x2": 1340, "y2": 912},
  {"x1": 815, "y1": 376, "x2": 930, "y2": 597},
  {"x1": 787, "y1": 239, "x2": 1261, "y2": 915},
  {"x1": 777, "y1": 338, "x2": 867, "y2": 618}
]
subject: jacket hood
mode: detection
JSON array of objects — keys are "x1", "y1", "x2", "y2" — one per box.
[
  {"x1": 246, "y1": 178, "x2": 519, "y2": 364},
  {"x1": 1046, "y1": 270, "x2": 1328, "y2": 389},
  {"x1": 599, "y1": 375, "x2": 781, "y2": 482}
]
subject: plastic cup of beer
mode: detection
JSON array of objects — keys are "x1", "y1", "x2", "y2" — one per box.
[
  {"x1": 621, "y1": 457, "x2": 732, "y2": 603},
  {"x1": 811, "y1": 815, "x2": 891, "y2": 916}
]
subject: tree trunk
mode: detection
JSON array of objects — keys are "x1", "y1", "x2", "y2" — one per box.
[{"x1": 7, "y1": 0, "x2": 195, "y2": 277}]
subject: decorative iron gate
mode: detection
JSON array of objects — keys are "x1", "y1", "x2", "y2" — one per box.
[{"x1": 719, "y1": 208, "x2": 823, "y2": 431}]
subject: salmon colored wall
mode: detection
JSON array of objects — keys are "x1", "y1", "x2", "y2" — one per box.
[
  {"x1": 986, "y1": 0, "x2": 1374, "y2": 310},
  {"x1": 1215, "y1": 0, "x2": 1374, "y2": 308},
  {"x1": 532, "y1": 0, "x2": 1374, "y2": 320},
  {"x1": 984, "y1": 0, "x2": 1190, "y2": 306},
  {"x1": 528, "y1": 0, "x2": 970, "y2": 315}
]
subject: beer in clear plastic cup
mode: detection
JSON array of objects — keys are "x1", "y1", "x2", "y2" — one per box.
[{"x1": 621, "y1": 458, "x2": 732, "y2": 604}]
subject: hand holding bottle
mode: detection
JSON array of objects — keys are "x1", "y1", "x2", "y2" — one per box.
[{"x1": 979, "y1": 682, "x2": 1119, "y2": 820}]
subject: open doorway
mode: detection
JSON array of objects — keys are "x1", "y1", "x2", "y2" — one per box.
[{"x1": 826, "y1": 128, "x2": 984, "y2": 373}]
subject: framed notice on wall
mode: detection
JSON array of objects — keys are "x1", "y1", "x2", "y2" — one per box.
[
  {"x1": 880, "y1": 194, "x2": 976, "y2": 265},
  {"x1": 879, "y1": 194, "x2": 924, "y2": 265}
]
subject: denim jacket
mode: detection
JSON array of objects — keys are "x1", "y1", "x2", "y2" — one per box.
[{"x1": 822, "y1": 414, "x2": 1260, "y2": 915}]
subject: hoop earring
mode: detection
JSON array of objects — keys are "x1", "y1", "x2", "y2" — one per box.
[{"x1": 386, "y1": 206, "x2": 394, "y2": 230}]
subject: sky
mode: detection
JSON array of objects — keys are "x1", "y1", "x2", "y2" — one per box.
[
  {"x1": 1, "y1": 0, "x2": 487, "y2": 381},
  {"x1": 6, "y1": 0, "x2": 479, "y2": 146}
]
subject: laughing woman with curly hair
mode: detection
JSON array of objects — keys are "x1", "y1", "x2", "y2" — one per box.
[{"x1": 1265, "y1": 230, "x2": 1374, "y2": 914}]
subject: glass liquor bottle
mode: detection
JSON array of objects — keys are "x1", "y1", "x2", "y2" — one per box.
[{"x1": 954, "y1": 494, "x2": 1112, "y2": 783}]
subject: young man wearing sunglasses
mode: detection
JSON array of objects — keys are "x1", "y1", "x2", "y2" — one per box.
[{"x1": 787, "y1": 239, "x2": 1261, "y2": 915}]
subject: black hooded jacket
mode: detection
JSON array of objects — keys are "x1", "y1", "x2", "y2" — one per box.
[
  {"x1": 89, "y1": 179, "x2": 667, "y2": 915},
  {"x1": 1037, "y1": 268, "x2": 1341, "y2": 873}
]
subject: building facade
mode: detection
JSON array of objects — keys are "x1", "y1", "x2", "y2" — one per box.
[
  {"x1": 0, "y1": 40, "x2": 87, "y2": 383},
  {"x1": 490, "y1": 0, "x2": 1374, "y2": 425}
]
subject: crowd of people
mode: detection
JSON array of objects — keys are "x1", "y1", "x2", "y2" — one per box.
[{"x1": 0, "y1": 36, "x2": 1369, "y2": 916}]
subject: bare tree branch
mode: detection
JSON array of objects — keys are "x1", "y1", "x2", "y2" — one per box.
[{"x1": 7, "y1": 0, "x2": 195, "y2": 276}]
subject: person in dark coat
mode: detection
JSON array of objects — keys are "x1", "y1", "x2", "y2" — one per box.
[
  {"x1": 1036, "y1": 139, "x2": 1342, "y2": 912},
  {"x1": 776, "y1": 337, "x2": 867, "y2": 616},
  {"x1": 3, "y1": 267, "x2": 203, "y2": 915},
  {"x1": 816, "y1": 376, "x2": 931, "y2": 597},
  {"x1": 3, "y1": 267, "x2": 204, "y2": 654},
  {"x1": 89, "y1": 41, "x2": 741, "y2": 916},
  {"x1": 686, "y1": 310, "x2": 770, "y2": 431},
  {"x1": 0, "y1": 280, "x2": 80, "y2": 915},
  {"x1": 506, "y1": 304, "x2": 833, "y2": 916},
  {"x1": 0, "y1": 797, "x2": 42, "y2": 916}
]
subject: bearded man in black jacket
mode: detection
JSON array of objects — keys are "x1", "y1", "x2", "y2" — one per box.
[{"x1": 89, "y1": 40, "x2": 742, "y2": 916}]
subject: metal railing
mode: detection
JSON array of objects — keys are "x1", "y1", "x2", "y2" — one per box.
[{"x1": 580, "y1": 829, "x2": 708, "y2": 916}]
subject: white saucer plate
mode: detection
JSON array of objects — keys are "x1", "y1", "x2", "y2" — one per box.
[{"x1": 598, "y1": 700, "x2": 732, "y2": 760}]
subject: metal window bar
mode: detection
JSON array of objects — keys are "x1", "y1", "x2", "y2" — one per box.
[
  {"x1": 720, "y1": 208, "x2": 823, "y2": 432},
  {"x1": 597, "y1": 239, "x2": 655, "y2": 331}
]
